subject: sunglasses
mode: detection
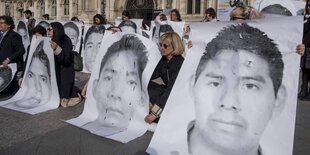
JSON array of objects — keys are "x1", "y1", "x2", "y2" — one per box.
[
  {"x1": 159, "y1": 43, "x2": 170, "y2": 49},
  {"x1": 47, "y1": 28, "x2": 53, "y2": 31}
]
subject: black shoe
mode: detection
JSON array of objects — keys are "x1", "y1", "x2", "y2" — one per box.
[{"x1": 298, "y1": 90, "x2": 308, "y2": 99}]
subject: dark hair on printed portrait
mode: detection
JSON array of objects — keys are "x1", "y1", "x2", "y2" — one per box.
[
  {"x1": 64, "y1": 21, "x2": 80, "y2": 37},
  {"x1": 29, "y1": 41, "x2": 51, "y2": 77},
  {"x1": 261, "y1": 4, "x2": 292, "y2": 16},
  {"x1": 38, "y1": 20, "x2": 49, "y2": 30},
  {"x1": 159, "y1": 24, "x2": 174, "y2": 34},
  {"x1": 119, "y1": 20, "x2": 137, "y2": 33},
  {"x1": 195, "y1": 23, "x2": 284, "y2": 97},
  {"x1": 84, "y1": 25, "x2": 106, "y2": 48},
  {"x1": 98, "y1": 34, "x2": 148, "y2": 80},
  {"x1": 0, "y1": 67, "x2": 12, "y2": 91},
  {"x1": 17, "y1": 21, "x2": 27, "y2": 31}
]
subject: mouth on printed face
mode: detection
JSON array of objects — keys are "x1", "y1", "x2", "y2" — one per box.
[{"x1": 209, "y1": 115, "x2": 247, "y2": 135}]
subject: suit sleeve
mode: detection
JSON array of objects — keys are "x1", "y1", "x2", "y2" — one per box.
[{"x1": 8, "y1": 33, "x2": 25, "y2": 63}]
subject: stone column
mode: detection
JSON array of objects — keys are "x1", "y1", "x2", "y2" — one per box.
[
  {"x1": 69, "y1": 0, "x2": 74, "y2": 19},
  {"x1": 0, "y1": 2, "x2": 5, "y2": 16},
  {"x1": 33, "y1": 0, "x2": 38, "y2": 19},
  {"x1": 56, "y1": 0, "x2": 61, "y2": 20},
  {"x1": 13, "y1": 2, "x2": 18, "y2": 21}
]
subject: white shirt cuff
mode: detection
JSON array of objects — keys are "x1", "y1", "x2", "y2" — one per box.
[{"x1": 54, "y1": 46, "x2": 62, "y2": 55}]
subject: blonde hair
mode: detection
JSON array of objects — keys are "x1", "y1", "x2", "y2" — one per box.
[{"x1": 159, "y1": 32, "x2": 184, "y2": 56}]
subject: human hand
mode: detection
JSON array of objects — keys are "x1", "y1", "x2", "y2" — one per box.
[
  {"x1": 18, "y1": 78, "x2": 23, "y2": 87},
  {"x1": 296, "y1": 44, "x2": 305, "y2": 56},
  {"x1": 50, "y1": 41, "x2": 58, "y2": 50},
  {"x1": 187, "y1": 40, "x2": 193, "y2": 49},
  {"x1": 81, "y1": 81, "x2": 88, "y2": 98},
  {"x1": 2, "y1": 58, "x2": 10, "y2": 67},
  {"x1": 145, "y1": 114, "x2": 157, "y2": 124}
]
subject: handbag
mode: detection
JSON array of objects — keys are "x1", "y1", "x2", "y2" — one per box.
[{"x1": 73, "y1": 51, "x2": 83, "y2": 71}]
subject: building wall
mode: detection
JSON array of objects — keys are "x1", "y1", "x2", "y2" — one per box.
[{"x1": 0, "y1": 0, "x2": 260, "y2": 23}]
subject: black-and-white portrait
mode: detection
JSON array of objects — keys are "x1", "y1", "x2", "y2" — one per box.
[
  {"x1": 254, "y1": 0, "x2": 299, "y2": 16},
  {"x1": 152, "y1": 24, "x2": 174, "y2": 44},
  {"x1": 147, "y1": 17, "x2": 303, "y2": 155},
  {"x1": 83, "y1": 25, "x2": 105, "y2": 73},
  {"x1": 3, "y1": 41, "x2": 51, "y2": 110},
  {"x1": 119, "y1": 20, "x2": 137, "y2": 33},
  {"x1": 16, "y1": 21, "x2": 30, "y2": 60},
  {"x1": 67, "y1": 32, "x2": 161, "y2": 143},
  {"x1": 64, "y1": 21, "x2": 80, "y2": 51},
  {"x1": 0, "y1": 64, "x2": 16, "y2": 92},
  {"x1": 37, "y1": 20, "x2": 49, "y2": 30},
  {"x1": 0, "y1": 37, "x2": 59, "y2": 114}
]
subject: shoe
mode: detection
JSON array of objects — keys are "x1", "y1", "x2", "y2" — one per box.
[
  {"x1": 67, "y1": 93, "x2": 82, "y2": 107},
  {"x1": 298, "y1": 86, "x2": 308, "y2": 99},
  {"x1": 60, "y1": 98, "x2": 69, "y2": 107}
]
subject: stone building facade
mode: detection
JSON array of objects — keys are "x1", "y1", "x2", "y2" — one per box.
[{"x1": 0, "y1": 0, "x2": 256, "y2": 23}]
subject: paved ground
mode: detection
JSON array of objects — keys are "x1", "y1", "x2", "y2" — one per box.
[{"x1": 0, "y1": 72, "x2": 309, "y2": 155}]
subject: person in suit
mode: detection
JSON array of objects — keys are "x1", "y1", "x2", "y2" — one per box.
[{"x1": 0, "y1": 15, "x2": 25, "y2": 98}]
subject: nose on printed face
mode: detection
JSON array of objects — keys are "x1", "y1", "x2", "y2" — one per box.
[
  {"x1": 107, "y1": 79, "x2": 124, "y2": 101},
  {"x1": 219, "y1": 89, "x2": 241, "y2": 112}
]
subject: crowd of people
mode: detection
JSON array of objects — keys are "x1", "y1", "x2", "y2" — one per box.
[{"x1": 0, "y1": 0, "x2": 309, "y2": 126}]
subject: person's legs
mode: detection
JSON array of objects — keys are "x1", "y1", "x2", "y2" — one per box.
[{"x1": 298, "y1": 68, "x2": 309, "y2": 99}]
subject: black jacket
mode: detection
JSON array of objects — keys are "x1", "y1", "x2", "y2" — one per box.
[
  {"x1": 148, "y1": 55, "x2": 184, "y2": 109},
  {"x1": 51, "y1": 22, "x2": 75, "y2": 99},
  {"x1": 0, "y1": 30, "x2": 25, "y2": 71},
  {"x1": 301, "y1": 16, "x2": 310, "y2": 69}
]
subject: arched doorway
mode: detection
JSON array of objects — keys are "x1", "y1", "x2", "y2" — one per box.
[{"x1": 126, "y1": 0, "x2": 155, "y2": 26}]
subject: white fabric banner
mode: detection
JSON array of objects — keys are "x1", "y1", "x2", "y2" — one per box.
[
  {"x1": 0, "y1": 63, "x2": 17, "y2": 92},
  {"x1": 147, "y1": 16, "x2": 303, "y2": 155},
  {"x1": 0, "y1": 37, "x2": 59, "y2": 114},
  {"x1": 67, "y1": 32, "x2": 161, "y2": 143}
]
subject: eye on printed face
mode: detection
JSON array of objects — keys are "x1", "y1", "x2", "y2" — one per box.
[
  {"x1": 93, "y1": 51, "x2": 142, "y2": 130},
  {"x1": 15, "y1": 57, "x2": 51, "y2": 109},
  {"x1": 85, "y1": 32, "x2": 104, "y2": 72},
  {"x1": 64, "y1": 27, "x2": 78, "y2": 46},
  {"x1": 193, "y1": 50, "x2": 276, "y2": 153}
]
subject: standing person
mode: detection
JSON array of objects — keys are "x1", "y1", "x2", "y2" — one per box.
[
  {"x1": 93, "y1": 14, "x2": 107, "y2": 25},
  {"x1": 299, "y1": 0, "x2": 310, "y2": 99},
  {"x1": 145, "y1": 32, "x2": 184, "y2": 124},
  {"x1": 23, "y1": 10, "x2": 36, "y2": 37},
  {"x1": 202, "y1": 8, "x2": 218, "y2": 22},
  {"x1": 0, "y1": 15, "x2": 25, "y2": 98},
  {"x1": 47, "y1": 22, "x2": 81, "y2": 107}
]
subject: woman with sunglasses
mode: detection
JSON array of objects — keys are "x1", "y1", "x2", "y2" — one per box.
[
  {"x1": 47, "y1": 22, "x2": 82, "y2": 107},
  {"x1": 145, "y1": 32, "x2": 184, "y2": 124}
]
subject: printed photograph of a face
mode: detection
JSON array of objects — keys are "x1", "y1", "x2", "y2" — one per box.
[
  {"x1": 0, "y1": 38, "x2": 59, "y2": 114},
  {"x1": 64, "y1": 21, "x2": 83, "y2": 52},
  {"x1": 4, "y1": 41, "x2": 51, "y2": 109},
  {"x1": 16, "y1": 21, "x2": 30, "y2": 60},
  {"x1": 147, "y1": 17, "x2": 302, "y2": 155},
  {"x1": 82, "y1": 25, "x2": 105, "y2": 73},
  {"x1": 0, "y1": 64, "x2": 16, "y2": 92},
  {"x1": 68, "y1": 33, "x2": 161, "y2": 143}
]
